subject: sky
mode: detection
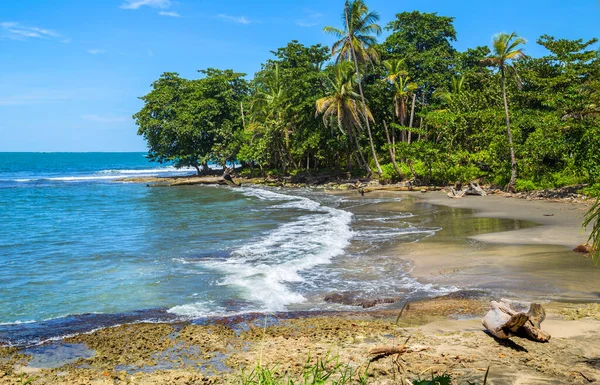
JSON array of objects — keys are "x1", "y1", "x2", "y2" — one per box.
[{"x1": 1, "y1": 0, "x2": 599, "y2": 152}]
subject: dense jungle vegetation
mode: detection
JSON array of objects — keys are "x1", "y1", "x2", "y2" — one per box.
[{"x1": 134, "y1": 1, "x2": 600, "y2": 194}]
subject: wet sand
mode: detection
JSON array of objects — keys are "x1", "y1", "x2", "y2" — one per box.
[{"x1": 375, "y1": 191, "x2": 598, "y2": 302}]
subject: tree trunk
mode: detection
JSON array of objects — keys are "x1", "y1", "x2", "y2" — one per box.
[
  {"x1": 501, "y1": 67, "x2": 518, "y2": 192},
  {"x1": 418, "y1": 93, "x2": 425, "y2": 142},
  {"x1": 240, "y1": 102, "x2": 246, "y2": 129},
  {"x1": 383, "y1": 120, "x2": 403, "y2": 179},
  {"x1": 193, "y1": 164, "x2": 201, "y2": 176},
  {"x1": 345, "y1": 6, "x2": 381, "y2": 176},
  {"x1": 408, "y1": 93, "x2": 416, "y2": 145},
  {"x1": 352, "y1": 129, "x2": 369, "y2": 172}
]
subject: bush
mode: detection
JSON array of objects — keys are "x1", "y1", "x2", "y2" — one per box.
[
  {"x1": 581, "y1": 183, "x2": 600, "y2": 198},
  {"x1": 515, "y1": 179, "x2": 537, "y2": 192},
  {"x1": 379, "y1": 163, "x2": 400, "y2": 184}
]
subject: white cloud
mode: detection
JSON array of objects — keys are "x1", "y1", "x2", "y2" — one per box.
[
  {"x1": 87, "y1": 49, "x2": 106, "y2": 55},
  {"x1": 81, "y1": 114, "x2": 128, "y2": 123},
  {"x1": 216, "y1": 14, "x2": 252, "y2": 25},
  {"x1": 0, "y1": 21, "x2": 65, "y2": 41},
  {"x1": 120, "y1": 0, "x2": 171, "y2": 10},
  {"x1": 158, "y1": 11, "x2": 181, "y2": 17},
  {"x1": 296, "y1": 10, "x2": 324, "y2": 28},
  {"x1": 0, "y1": 89, "x2": 69, "y2": 106}
]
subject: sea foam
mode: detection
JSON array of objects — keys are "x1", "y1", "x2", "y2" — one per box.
[{"x1": 169, "y1": 187, "x2": 353, "y2": 315}]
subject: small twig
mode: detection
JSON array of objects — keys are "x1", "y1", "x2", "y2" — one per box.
[
  {"x1": 579, "y1": 371, "x2": 594, "y2": 383},
  {"x1": 483, "y1": 365, "x2": 490, "y2": 385},
  {"x1": 395, "y1": 301, "x2": 410, "y2": 324}
]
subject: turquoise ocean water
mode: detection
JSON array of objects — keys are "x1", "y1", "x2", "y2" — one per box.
[{"x1": 0, "y1": 152, "x2": 449, "y2": 346}]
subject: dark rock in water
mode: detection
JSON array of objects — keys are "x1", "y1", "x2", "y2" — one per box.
[
  {"x1": 573, "y1": 244, "x2": 592, "y2": 254},
  {"x1": 324, "y1": 292, "x2": 400, "y2": 308}
]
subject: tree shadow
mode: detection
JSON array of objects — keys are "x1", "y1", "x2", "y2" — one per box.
[{"x1": 582, "y1": 357, "x2": 600, "y2": 369}]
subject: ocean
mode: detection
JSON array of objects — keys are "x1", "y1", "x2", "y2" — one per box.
[{"x1": 0, "y1": 152, "x2": 452, "y2": 346}]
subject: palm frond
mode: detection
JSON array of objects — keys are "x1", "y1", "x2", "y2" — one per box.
[
  {"x1": 323, "y1": 26, "x2": 345, "y2": 39},
  {"x1": 583, "y1": 199, "x2": 600, "y2": 265}
]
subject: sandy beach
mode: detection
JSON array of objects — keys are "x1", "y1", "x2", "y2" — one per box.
[{"x1": 2, "y1": 190, "x2": 599, "y2": 385}]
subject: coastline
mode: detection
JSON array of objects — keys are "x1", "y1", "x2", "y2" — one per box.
[
  {"x1": 3, "y1": 295, "x2": 600, "y2": 384},
  {"x1": 2, "y1": 182, "x2": 600, "y2": 384},
  {"x1": 378, "y1": 190, "x2": 596, "y2": 302}
]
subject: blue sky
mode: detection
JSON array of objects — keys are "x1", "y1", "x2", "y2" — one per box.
[{"x1": 1, "y1": 0, "x2": 599, "y2": 152}]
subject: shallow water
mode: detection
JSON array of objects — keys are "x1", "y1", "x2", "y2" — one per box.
[
  {"x1": 0, "y1": 153, "x2": 451, "y2": 345},
  {"x1": 378, "y1": 195, "x2": 600, "y2": 302},
  {"x1": 1, "y1": 153, "x2": 597, "y2": 346}
]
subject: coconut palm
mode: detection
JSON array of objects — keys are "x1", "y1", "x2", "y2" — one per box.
[
  {"x1": 316, "y1": 61, "x2": 372, "y2": 171},
  {"x1": 324, "y1": 0, "x2": 382, "y2": 175},
  {"x1": 382, "y1": 59, "x2": 418, "y2": 127},
  {"x1": 482, "y1": 32, "x2": 527, "y2": 192},
  {"x1": 433, "y1": 75, "x2": 466, "y2": 105},
  {"x1": 250, "y1": 64, "x2": 296, "y2": 172}
]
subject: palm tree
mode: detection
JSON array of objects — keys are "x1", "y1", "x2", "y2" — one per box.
[
  {"x1": 324, "y1": 0, "x2": 382, "y2": 175},
  {"x1": 250, "y1": 64, "x2": 297, "y2": 173},
  {"x1": 482, "y1": 32, "x2": 527, "y2": 192},
  {"x1": 316, "y1": 61, "x2": 371, "y2": 172},
  {"x1": 433, "y1": 75, "x2": 466, "y2": 105},
  {"x1": 382, "y1": 59, "x2": 418, "y2": 132}
]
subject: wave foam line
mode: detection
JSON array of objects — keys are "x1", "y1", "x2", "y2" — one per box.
[{"x1": 169, "y1": 188, "x2": 353, "y2": 316}]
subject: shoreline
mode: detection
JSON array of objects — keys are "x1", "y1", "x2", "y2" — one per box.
[
  {"x1": 2, "y1": 182, "x2": 600, "y2": 383},
  {"x1": 377, "y1": 191, "x2": 597, "y2": 303},
  {"x1": 3, "y1": 294, "x2": 600, "y2": 384}
]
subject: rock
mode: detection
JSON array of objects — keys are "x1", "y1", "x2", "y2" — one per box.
[{"x1": 573, "y1": 244, "x2": 592, "y2": 253}]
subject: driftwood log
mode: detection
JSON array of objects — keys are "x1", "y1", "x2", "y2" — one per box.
[
  {"x1": 482, "y1": 299, "x2": 550, "y2": 342},
  {"x1": 447, "y1": 187, "x2": 467, "y2": 198},
  {"x1": 465, "y1": 182, "x2": 486, "y2": 196},
  {"x1": 448, "y1": 181, "x2": 486, "y2": 198}
]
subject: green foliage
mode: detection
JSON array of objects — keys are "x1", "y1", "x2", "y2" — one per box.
[
  {"x1": 379, "y1": 163, "x2": 399, "y2": 184},
  {"x1": 134, "y1": 70, "x2": 248, "y2": 173},
  {"x1": 133, "y1": 4, "x2": 600, "y2": 188},
  {"x1": 412, "y1": 373, "x2": 453, "y2": 385},
  {"x1": 382, "y1": 11, "x2": 457, "y2": 94},
  {"x1": 581, "y1": 184, "x2": 600, "y2": 198},
  {"x1": 515, "y1": 179, "x2": 537, "y2": 192},
  {"x1": 583, "y1": 199, "x2": 600, "y2": 264},
  {"x1": 237, "y1": 354, "x2": 369, "y2": 385}
]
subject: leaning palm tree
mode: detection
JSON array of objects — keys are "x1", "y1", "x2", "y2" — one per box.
[
  {"x1": 324, "y1": 0, "x2": 382, "y2": 175},
  {"x1": 316, "y1": 61, "x2": 372, "y2": 172},
  {"x1": 482, "y1": 32, "x2": 527, "y2": 192}
]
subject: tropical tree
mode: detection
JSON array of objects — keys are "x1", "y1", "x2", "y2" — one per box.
[
  {"x1": 433, "y1": 75, "x2": 466, "y2": 105},
  {"x1": 382, "y1": 59, "x2": 418, "y2": 139},
  {"x1": 316, "y1": 61, "x2": 372, "y2": 171},
  {"x1": 248, "y1": 63, "x2": 296, "y2": 173},
  {"x1": 324, "y1": 0, "x2": 382, "y2": 175},
  {"x1": 383, "y1": 11, "x2": 457, "y2": 97},
  {"x1": 482, "y1": 32, "x2": 527, "y2": 192},
  {"x1": 134, "y1": 70, "x2": 247, "y2": 175}
]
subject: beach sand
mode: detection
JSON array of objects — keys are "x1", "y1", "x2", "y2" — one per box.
[
  {"x1": 2, "y1": 191, "x2": 599, "y2": 384},
  {"x1": 373, "y1": 191, "x2": 598, "y2": 303}
]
